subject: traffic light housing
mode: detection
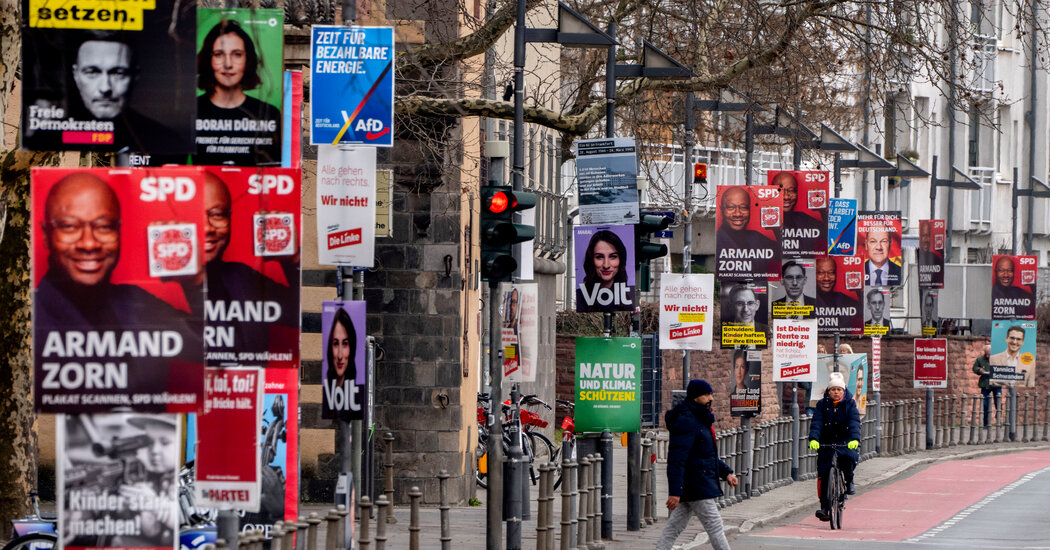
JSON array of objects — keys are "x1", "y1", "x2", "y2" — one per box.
[
  {"x1": 480, "y1": 184, "x2": 536, "y2": 283},
  {"x1": 693, "y1": 163, "x2": 708, "y2": 184},
  {"x1": 635, "y1": 213, "x2": 670, "y2": 292}
]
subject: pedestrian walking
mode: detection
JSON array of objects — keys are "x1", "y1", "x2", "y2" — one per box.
[
  {"x1": 971, "y1": 342, "x2": 1003, "y2": 426},
  {"x1": 656, "y1": 379, "x2": 738, "y2": 550}
]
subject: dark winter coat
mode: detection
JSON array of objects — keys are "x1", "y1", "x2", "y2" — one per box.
[
  {"x1": 664, "y1": 399, "x2": 733, "y2": 502},
  {"x1": 808, "y1": 388, "x2": 862, "y2": 473}
]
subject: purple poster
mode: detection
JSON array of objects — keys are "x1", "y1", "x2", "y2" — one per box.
[
  {"x1": 321, "y1": 301, "x2": 366, "y2": 420},
  {"x1": 574, "y1": 224, "x2": 636, "y2": 313}
]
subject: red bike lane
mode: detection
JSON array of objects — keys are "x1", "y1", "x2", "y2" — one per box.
[{"x1": 755, "y1": 449, "x2": 1050, "y2": 541}]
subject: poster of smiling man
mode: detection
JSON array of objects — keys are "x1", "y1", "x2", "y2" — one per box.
[
  {"x1": 991, "y1": 255, "x2": 1037, "y2": 320},
  {"x1": 715, "y1": 185, "x2": 783, "y2": 281},
  {"x1": 856, "y1": 211, "x2": 903, "y2": 287},
  {"x1": 767, "y1": 170, "x2": 829, "y2": 258},
  {"x1": 574, "y1": 224, "x2": 635, "y2": 313}
]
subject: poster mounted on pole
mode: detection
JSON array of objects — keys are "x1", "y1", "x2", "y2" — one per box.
[
  {"x1": 574, "y1": 224, "x2": 636, "y2": 313},
  {"x1": 658, "y1": 273, "x2": 714, "y2": 350},
  {"x1": 812, "y1": 354, "x2": 869, "y2": 415},
  {"x1": 857, "y1": 211, "x2": 903, "y2": 287},
  {"x1": 862, "y1": 286, "x2": 891, "y2": 336},
  {"x1": 990, "y1": 320, "x2": 1037, "y2": 387},
  {"x1": 729, "y1": 348, "x2": 762, "y2": 416},
  {"x1": 321, "y1": 301, "x2": 367, "y2": 420},
  {"x1": 767, "y1": 170, "x2": 829, "y2": 258},
  {"x1": 814, "y1": 256, "x2": 863, "y2": 336},
  {"x1": 770, "y1": 259, "x2": 816, "y2": 319},
  {"x1": 826, "y1": 198, "x2": 857, "y2": 256},
  {"x1": 500, "y1": 283, "x2": 538, "y2": 383},
  {"x1": 317, "y1": 145, "x2": 377, "y2": 267},
  {"x1": 574, "y1": 337, "x2": 642, "y2": 433},
  {"x1": 575, "y1": 138, "x2": 640, "y2": 225},
  {"x1": 920, "y1": 289, "x2": 938, "y2": 336},
  {"x1": 715, "y1": 185, "x2": 783, "y2": 281},
  {"x1": 913, "y1": 338, "x2": 948, "y2": 388},
  {"x1": 772, "y1": 319, "x2": 817, "y2": 383},
  {"x1": 991, "y1": 254, "x2": 1037, "y2": 320},
  {"x1": 239, "y1": 367, "x2": 298, "y2": 539},
  {"x1": 720, "y1": 282, "x2": 769, "y2": 348},
  {"x1": 196, "y1": 367, "x2": 263, "y2": 510},
  {"x1": 871, "y1": 337, "x2": 881, "y2": 391},
  {"x1": 917, "y1": 220, "x2": 945, "y2": 288}
]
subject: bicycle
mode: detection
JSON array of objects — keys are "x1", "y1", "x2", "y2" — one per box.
[
  {"x1": 474, "y1": 393, "x2": 554, "y2": 489},
  {"x1": 549, "y1": 400, "x2": 576, "y2": 490},
  {"x1": 821, "y1": 443, "x2": 849, "y2": 530},
  {"x1": 3, "y1": 490, "x2": 56, "y2": 550}
]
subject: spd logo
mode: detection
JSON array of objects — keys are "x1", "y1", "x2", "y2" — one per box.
[
  {"x1": 756, "y1": 187, "x2": 780, "y2": 200},
  {"x1": 845, "y1": 271, "x2": 862, "y2": 290},
  {"x1": 760, "y1": 207, "x2": 781, "y2": 228},
  {"x1": 147, "y1": 224, "x2": 197, "y2": 277},
  {"x1": 808, "y1": 189, "x2": 827, "y2": 209},
  {"x1": 1022, "y1": 269, "x2": 1036, "y2": 285}
]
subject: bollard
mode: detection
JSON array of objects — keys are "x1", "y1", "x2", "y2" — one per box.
[
  {"x1": 358, "y1": 497, "x2": 372, "y2": 550},
  {"x1": 641, "y1": 438, "x2": 652, "y2": 525},
  {"x1": 281, "y1": 519, "x2": 298, "y2": 550},
  {"x1": 438, "y1": 470, "x2": 451, "y2": 550},
  {"x1": 537, "y1": 463, "x2": 549, "y2": 550},
  {"x1": 374, "y1": 495, "x2": 389, "y2": 550},
  {"x1": 216, "y1": 539, "x2": 228, "y2": 550},
  {"x1": 1023, "y1": 393, "x2": 1031, "y2": 442},
  {"x1": 294, "y1": 516, "x2": 309, "y2": 550},
  {"x1": 591, "y1": 454, "x2": 602, "y2": 547},
  {"x1": 561, "y1": 458, "x2": 575, "y2": 550},
  {"x1": 408, "y1": 486, "x2": 422, "y2": 550},
  {"x1": 305, "y1": 513, "x2": 321, "y2": 550},
  {"x1": 546, "y1": 461, "x2": 556, "y2": 550},
  {"x1": 1044, "y1": 392, "x2": 1050, "y2": 441},
  {"x1": 336, "y1": 505, "x2": 349, "y2": 550},
  {"x1": 577, "y1": 457, "x2": 590, "y2": 549},
  {"x1": 323, "y1": 510, "x2": 339, "y2": 550},
  {"x1": 271, "y1": 522, "x2": 285, "y2": 550},
  {"x1": 569, "y1": 457, "x2": 579, "y2": 550},
  {"x1": 383, "y1": 432, "x2": 397, "y2": 523}
]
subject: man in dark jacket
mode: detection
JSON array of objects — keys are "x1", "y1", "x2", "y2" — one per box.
[
  {"x1": 656, "y1": 380, "x2": 738, "y2": 550},
  {"x1": 971, "y1": 342, "x2": 1001, "y2": 426},
  {"x1": 808, "y1": 371, "x2": 861, "y2": 521}
]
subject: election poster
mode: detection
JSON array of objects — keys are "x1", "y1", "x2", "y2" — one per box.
[
  {"x1": 729, "y1": 348, "x2": 762, "y2": 416},
  {"x1": 848, "y1": 353, "x2": 868, "y2": 412},
  {"x1": 920, "y1": 288, "x2": 938, "y2": 336},
  {"x1": 812, "y1": 353, "x2": 868, "y2": 415},
  {"x1": 871, "y1": 337, "x2": 881, "y2": 391},
  {"x1": 772, "y1": 319, "x2": 817, "y2": 383},
  {"x1": 32, "y1": 167, "x2": 205, "y2": 413},
  {"x1": 990, "y1": 321, "x2": 1037, "y2": 387},
  {"x1": 991, "y1": 254, "x2": 1037, "y2": 320},
  {"x1": 21, "y1": 0, "x2": 196, "y2": 153},
  {"x1": 768, "y1": 170, "x2": 829, "y2": 258},
  {"x1": 770, "y1": 259, "x2": 816, "y2": 319},
  {"x1": 58, "y1": 413, "x2": 180, "y2": 550},
  {"x1": 310, "y1": 26, "x2": 395, "y2": 147},
  {"x1": 317, "y1": 145, "x2": 377, "y2": 267},
  {"x1": 574, "y1": 224, "x2": 635, "y2": 313},
  {"x1": 716, "y1": 185, "x2": 783, "y2": 281},
  {"x1": 720, "y1": 282, "x2": 769, "y2": 348},
  {"x1": 857, "y1": 211, "x2": 903, "y2": 286},
  {"x1": 917, "y1": 220, "x2": 945, "y2": 288},
  {"x1": 240, "y1": 367, "x2": 298, "y2": 539},
  {"x1": 913, "y1": 338, "x2": 948, "y2": 389},
  {"x1": 862, "y1": 286, "x2": 891, "y2": 336},
  {"x1": 194, "y1": 8, "x2": 284, "y2": 166},
  {"x1": 814, "y1": 255, "x2": 864, "y2": 336},
  {"x1": 199, "y1": 167, "x2": 301, "y2": 370},
  {"x1": 500, "y1": 283, "x2": 538, "y2": 383},
  {"x1": 658, "y1": 273, "x2": 714, "y2": 350},
  {"x1": 195, "y1": 368, "x2": 263, "y2": 511},
  {"x1": 575, "y1": 138, "x2": 640, "y2": 225},
  {"x1": 281, "y1": 70, "x2": 303, "y2": 170},
  {"x1": 321, "y1": 301, "x2": 366, "y2": 420},
  {"x1": 827, "y1": 198, "x2": 857, "y2": 256},
  {"x1": 574, "y1": 337, "x2": 642, "y2": 433}
]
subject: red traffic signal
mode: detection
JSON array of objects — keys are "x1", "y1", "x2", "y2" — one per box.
[
  {"x1": 488, "y1": 190, "x2": 510, "y2": 213},
  {"x1": 694, "y1": 163, "x2": 708, "y2": 183}
]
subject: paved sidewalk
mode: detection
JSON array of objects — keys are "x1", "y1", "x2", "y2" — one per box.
[{"x1": 302, "y1": 439, "x2": 1050, "y2": 549}]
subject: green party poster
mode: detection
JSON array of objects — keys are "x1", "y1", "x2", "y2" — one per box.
[{"x1": 575, "y1": 337, "x2": 642, "y2": 433}]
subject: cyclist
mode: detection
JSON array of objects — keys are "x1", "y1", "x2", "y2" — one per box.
[{"x1": 808, "y1": 371, "x2": 860, "y2": 522}]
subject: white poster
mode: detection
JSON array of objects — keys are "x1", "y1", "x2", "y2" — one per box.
[
  {"x1": 316, "y1": 145, "x2": 377, "y2": 266},
  {"x1": 501, "y1": 282, "x2": 538, "y2": 382},
  {"x1": 772, "y1": 319, "x2": 818, "y2": 382},
  {"x1": 658, "y1": 274, "x2": 714, "y2": 350},
  {"x1": 871, "y1": 337, "x2": 881, "y2": 391}
]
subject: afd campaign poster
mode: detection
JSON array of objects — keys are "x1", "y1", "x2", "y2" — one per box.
[
  {"x1": 32, "y1": 168, "x2": 205, "y2": 413},
  {"x1": 196, "y1": 367, "x2": 263, "y2": 511},
  {"x1": 195, "y1": 8, "x2": 284, "y2": 166},
  {"x1": 729, "y1": 348, "x2": 762, "y2": 416},
  {"x1": 240, "y1": 367, "x2": 298, "y2": 539},
  {"x1": 321, "y1": 301, "x2": 366, "y2": 420},
  {"x1": 58, "y1": 413, "x2": 180, "y2": 550},
  {"x1": 316, "y1": 145, "x2": 377, "y2": 266},
  {"x1": 827, "y1": 198, "x2": 857, "y2": 256},
  {"x1": 199, "y1": 167, "x2": 301, "y2": 369},
  {"x1": 772, "y1": 319, "x2": 817, "y2": 383},
  {"x1": 814, "y1": 255, "x2": 863, "y2": 336},
  {"x1": 913, "y1": 339, "x2": 948, "y2": 389},
  {"x1": 715, "y1": 185, "x2": 782, "y2": 281},
  {"x1": 501, "y1": 283, "x2": 538, "y2": 383},
  {"x1": 575, "y1": 338, "x2": 641, "y2": 433},
  {"x1": 310, "y1": 26, "x2": 395, "y2": 147},
  {"x1": 813, "y1": 353, "x2": 869, "y2": 414},
  {"x1": 767, "y1": 170, "x2": 829, "y2": 258},
  {"x1": 917, "y1": 220, "x2": 945, "y2": 288},
  {"x1": 770, "y1": 259, "x2": 816, "y2": 319},
  {"x1": 990, "y1": 321, "x2": 1037, "y2": 387},
  {"x1": 21, "y1": 0, "x2": 196, "y2": 153},
  {"x1": 575, "y1": 138, "x2": 640, "y2": 225},
  {"x1": 857, "y1": 211, "x2": 903, "y2": 286},
  {"x1": 720, "y1": 282, "x2": 769, "y2": 348},
  {"x1": 574, "y1": 224, "x2": 635, "y2": 313},
  {"x1": 658, "y1": 274, "x2": 714, "y2": 351},
  {"x1": 991, "y1": 255, "x2": 1037, "y2": 320}
]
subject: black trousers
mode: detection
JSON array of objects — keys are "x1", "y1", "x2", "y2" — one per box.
[{"x1": 817, "y1": 453, "x2": 855, "y2": 510}]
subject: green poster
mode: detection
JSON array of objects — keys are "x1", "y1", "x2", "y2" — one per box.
[{"x1": 575, "y1": 337, "x2": 642, "y2": 433}]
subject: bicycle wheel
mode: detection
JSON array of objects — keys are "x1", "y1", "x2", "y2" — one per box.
[
  {"x1": 828, "y1": 466, "x2": 844, "y2": 530},
  {"x1": 528, "y1": 432, "x2": 556, "y2": 478},
  {"x1": 3, "y1": 533, "x2": 57, "y2": 550}
]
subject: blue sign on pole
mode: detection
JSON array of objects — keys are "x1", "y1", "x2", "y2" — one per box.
[
  {"x1": 827, "y1": 198, "x2": 858, "y2": 255},
  {"x1": 310, "y1": 26, "x2": 395, "y2": 147}
]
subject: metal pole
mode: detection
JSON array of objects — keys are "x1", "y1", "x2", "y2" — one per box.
[
  {"x1": 945, "y1": 7, "x2": 958, "y2": 259},
  {"x1": 605, "y1": 21, "x2": 616, "y2": 138},
  {"x1": 1012, "y1": 166, "x2": 1020, "y2": 254},
  {"x1": 486, "y1": 282, "x2": 505, "y2": 550},
  {"x1": 352, "y1": 270, "x2": 365, "y2": 497},
  {"x1": 874, "y1": 144, "x2": 882, "y2": 210},
  {"x1": 745, "y1": 114, "x2": 754, "y2": 186},
  {"x1": 1009, "y1": 386, "x2": 1018, "y2": 441},
  {"x1": 602, "y1": 31, "x2": 619, "y2": 536},
  {"x1": 1025, "y1": 0, "x2": 1038, "y2": 253},
  {"x1": 683, "y1": 93, "x2": 694, "y2": 386},
  {"x1": 926, "y1": 157, "x2": 937, "y2": 450},
  {"x1": 506, "y1": 383, "x2": 523, "y2": 549},
  {"x1": 600, "y1": 431, "x2": 613, "y2": 538},
  {"x1": 833, "y1": 153, "x2": 841, "y2": 197},
  {"x1": 742, "y1": 415, "x2": 753, "y2": 497},
  {"x1": 790, "y1": 384, "x2": 799, "y2": 481}
]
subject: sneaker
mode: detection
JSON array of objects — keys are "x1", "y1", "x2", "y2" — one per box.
[
  {"x1": 847, "y1": 482, "x2": 855, "y2": 495},
  {"x1": 815, "y1": 509, "x2": 830, "y2": 522}
]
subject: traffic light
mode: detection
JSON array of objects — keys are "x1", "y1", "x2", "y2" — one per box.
[
  {"x1": 635, "y1": 213, "x2": 670, "y2": 292},
  {"x1": 480, "y1": 184, "x2": 537, "y2": 283},
  {"x1": 693, "y1": 163, "x2": 708, "y2": 184}
]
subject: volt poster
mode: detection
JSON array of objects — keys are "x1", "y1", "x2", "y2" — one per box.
[
  {"x1": 317, "y1": 145, "x2": 377, "y2": 267},
  {"x1": 574, "y1": 337, "x2": 642, "y2": 433},
  {"x1": 574, "y1": 224, "x2": 636, "y2": 313},
  {"x1": 321, "y1": 301, "x2": 367, "y2": 420},
  {"x1": 658, "y1": 273, "x2": 714, "y2": 351},
  {"x1": 195, "y1": 367, "x2": 263, "y2": 511},
  {"x1": 575, "y1": 138, "x2": 640, "y2": 225}
]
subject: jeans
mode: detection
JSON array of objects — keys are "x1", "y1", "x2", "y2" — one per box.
[
  {"x1": 655, "y1": 498, "x2": 731, "y2": 550},
  {"x1": 982, "y1": 386, "x2": 1002, "y2": 426}
]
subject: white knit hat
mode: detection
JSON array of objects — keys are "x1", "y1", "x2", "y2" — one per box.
[{"x1": 828, "y1": 372, "x2": 847, "y2": 389}]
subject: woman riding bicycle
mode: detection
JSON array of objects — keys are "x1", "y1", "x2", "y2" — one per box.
[{"x1": 808, "y1": 371, "x2": 860, "y2": 522}]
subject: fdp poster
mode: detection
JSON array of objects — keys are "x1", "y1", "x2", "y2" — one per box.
[
  {"x1": 991, "y1": 255, "x2": 1037, "y2": 320},
  {"x1": 862, "y1": 286, "x2": 891, "y2": 336},
  {"x1": 913, "y1": 338, "x2": 948, "y2": 389},
  {"x1": 857, "y1": 211, "x2": 903, "y2": 287},
  {"x1": 917, "y1": 220, "x2": 945, "y2": 288},
  {"x1": 989, "y1": 321, "x2": 1037, "y2": 387},
  {"x1": 316, "y1": 145, "x2": 377, "y2": 267},
  {"x1": 658, "y1": 273, "x2": 714, "y2": 351},
  {"x1": 814, "y1": 256, "x2": 863, "y2": 336},
  {"x1": 715, "y1": 185, "x2": 783, "y2": 281},
  {"x1": 310, "y1": 26, "x2": 395, "y2": 147},
  {"x1": 195, "y1": 8, "x2": 284, "y2": 166},
  {"x1": 195, "y1": 367, "x2": 263, "y2": 510},
  {"x1": 239, "y1": 367, "x2": 298, "y2": 539},
  {"x1": 574, "y1": 338, "x2": 641, "y2": 433},
  {"x1": 812, "y1": 353, "x2": 869, "y2": 416},
  {"x1": 574, "y1": 224, "x2": 635, "y2": 313},
  {"x1": 827, "y1": 198, "x2": 857, "y2": 255},
  {"x1": 772, "y1": 319, "x2": 817, "y2": 383},
  {"x1": 21, "y1": 0, "x2": 196, "y2": 153},
  {"x1": 720, "y1": 282, "x2": 769, "y2": 348},
  {"x1": 500, "y1": 283, "x2": 538, "y2": 382},
  {"x1": 729, "y1": 348, "x2": 762, "y2": 416},
  {"x1": 920, "y1": 289, "x2": 938, "y2": 336},
  {"x1": 321, "y1": 301, "x2": 367, "y2": 420},
  {"x1": 575, "y1": 138, "x2": 639, "y2": 225},
  {"x1": 770, "y1": 259, "x2": 816, "y2": 319},
  {"x1": 32, "y1": 167, "x2": 205, "y2": 413},
  {"x1": 767, "y1": 170, "x2": 829, "y2": 258}
]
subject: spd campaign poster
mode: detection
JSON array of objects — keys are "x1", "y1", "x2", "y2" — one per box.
[
  {"x1": 827, "y1": 198, "x2": 857, "y2": 255},
  {"x1": 240, "y1": 367, "x2": 298, "y2": 539},
  {"x1": 913, "y1": 338, "x2": 948, "y2": 389},
  {"x1": 772, "y1": 319, "x2": 817, "y2": 383},
  {"x1": 200, "y1": 167, "x2": 301, "y2": 369},
  {"x1": 767, "y1": 170, "x2": 829, "y2": 258},
  {"x1": 715, "y1": 185, "x2": 782, "y2": 281},
  {"x1": 310, "y1": 26, "x2": 395, "y2": 147},
  {"x1": 812, "y1": 354, "x2": 869, "y2": 415},
  {"x1": 316, "y1": 145, "x2": 377, "y2": 266},
  {"x1": 321, "y1": 301, "x2": 367, "y2": 420},
  {"x1": 194, "y1": 8, "x2": 285, "y2": 166},
  {"x1": 720, "y1": 282, "x2": 769, "y2": 348},
  {"x1": 32, "y1": 167, "x2": 205, "y2": 413},
  {"x1": 920, "y1": 288, "x2": 939, "y2": 336},
  {"x1": 575, "y1": 138, "x2": 640, "y2": 225},
  {"x1": 991, "y1": 254, "x2": 1037, "y2": 320},
  {"x1": 574, "y1": 338, "x2": 641, "y2": 433},
  {"x1": 863, "y1": 286, "x2": 891, "y2": 336},
  {"x1": 990, "y1": 321, "x2": 1037, "y2": 387},
  {"x1": 814, "y1": 255, "x2": 863, "y2": 336},
  {"x1": 58, "y1": 413, "x2": 180, "y2": 550},
  {"x1": 857, "y1": 211, "x2": 903, "y2": 286},
  {"x1": 658, "y1": 273, "x2": 714, "y2": 350},
  {"x1": 770, "y1": 259, "x2": 816, "y2": 319},
  {"x1": 574, "y1": 224, "x2": 635, "y2": 313},
  {"x1": 501, "y1": 283, "x2": 538, "y2": 383},
  {"x1": 195, "y1": 367, "x2": 263, "y2": 510},
  {"x1": 917, "y1": 220, "x2": 945, "y2": 288},
  {"x1": 729, "y1": 348, "x2": 762, "y2": 416},
  {"x1": 21, "y1": 0, "x2": 196, "y2": 153}
]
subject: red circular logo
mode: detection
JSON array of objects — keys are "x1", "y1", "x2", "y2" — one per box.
[
  {"x1": 257, "y1": 215, "x2": 292, "y2": 253},
  {"x1": 152, "y1": 228, "x2": 193, "y2": 271}
]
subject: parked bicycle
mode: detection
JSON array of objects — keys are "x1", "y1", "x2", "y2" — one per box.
[
  {"x1": 550, "y1": 399, "x2": 576, "y2": 490},
  {"x1": 474, "y1": 392, "x2": 554, "y2": 489}
]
